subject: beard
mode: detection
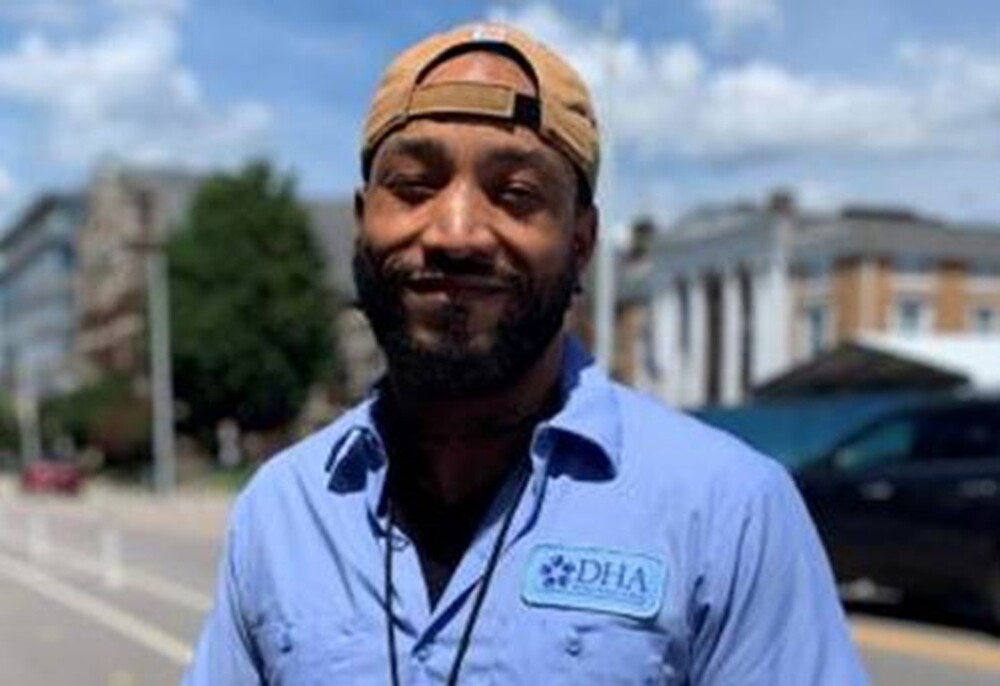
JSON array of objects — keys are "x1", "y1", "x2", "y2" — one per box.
[{"x1": 352, "y1": 242, "x2": 576, "y2": 398}]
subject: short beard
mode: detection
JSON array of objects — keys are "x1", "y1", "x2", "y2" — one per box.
[{"x1": 352, "y1": 244, "x2": 575, "y2": 399}]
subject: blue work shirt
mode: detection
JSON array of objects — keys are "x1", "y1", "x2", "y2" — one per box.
[{"x1": 186, "y1": 339, "x2": 868, "y2": 685}]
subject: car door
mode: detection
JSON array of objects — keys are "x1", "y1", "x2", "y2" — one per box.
[
  {"x1": 880, "y1": 403, "x2": 1000, "y2": 600},
  {"x1": 797, "y1": 412, "x2": 920, "y2": 587}
]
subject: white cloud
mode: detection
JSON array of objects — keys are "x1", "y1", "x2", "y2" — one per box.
[
  {"x1": 491, "y1": 4, "x2": 1000, "y2": 163},
  {"x1": 699, "y1": 0, "x2": 782, "y2": 44},
  {"x1": 0, "y1": 0, "x2": 269, "y2": 169}
]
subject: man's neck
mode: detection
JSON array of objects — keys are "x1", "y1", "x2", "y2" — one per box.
[{"x1": 382, "y1": 336, "x2": 565, "y2": 504}]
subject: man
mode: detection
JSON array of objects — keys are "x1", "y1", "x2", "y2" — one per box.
[{"x1": 186, "y1": 23, "x2": 868, "y2": 685}]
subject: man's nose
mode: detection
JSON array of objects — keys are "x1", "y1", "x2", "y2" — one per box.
[{"x1": 420, "y1": 181, "x2": 496, "y2": 257}]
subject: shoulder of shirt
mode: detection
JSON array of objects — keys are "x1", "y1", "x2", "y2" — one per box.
[
  {"x1": 226, "y1": 408, "x2": 367, "y2": 517},
  {"x1": 607, "y1": 380, "x2": 790, "y2": 498}
]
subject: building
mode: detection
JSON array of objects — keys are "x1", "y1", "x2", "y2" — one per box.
[
  {"x1": 73, "y1": 162, "x2": 379, "y2": 401},
  {"x1": 620, "y1": 193, "x2": 1000, "y2": 408},
  {"x1": 305, "y1": 200, "x2": 357, "y2": 299},
  {"x1": 0, "y1": 193, "x2": 87, "y2": 399},
  {"x1": 75, "y1": 163, "x2": 203, "y2": 381}
]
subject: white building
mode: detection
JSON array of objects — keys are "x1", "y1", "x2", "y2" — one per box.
[{"x1": 618, "y1": 193, "x2": 1000, "y2": 408}]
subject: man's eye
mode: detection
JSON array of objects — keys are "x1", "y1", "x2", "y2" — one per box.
[
  {"x1": 497, "y1": 184, "x2": 542, "y2": 214},
  {"x1": 386, "y1": 177, "x2": 435, "y2": 204}
]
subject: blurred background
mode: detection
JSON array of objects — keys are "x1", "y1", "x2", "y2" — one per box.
[{"x1": 0, "y1": 1, "x2": 999, "y2": 684}]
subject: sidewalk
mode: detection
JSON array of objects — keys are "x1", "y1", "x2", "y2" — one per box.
[{"x1": 0, "y1": 474, "x2": 234, "y2": 542}]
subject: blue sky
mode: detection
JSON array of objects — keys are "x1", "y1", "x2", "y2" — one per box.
[{"x1": 2, "y1": 0, "x2": 1000, "y2": 232}]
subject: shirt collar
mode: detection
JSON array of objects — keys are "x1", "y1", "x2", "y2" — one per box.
[
  {"x1": 324, "y1": 335, "x2": 622, "y2": 492},
  {"x1": 541, "y1": 336, "x2": 622, "y2": 475}
]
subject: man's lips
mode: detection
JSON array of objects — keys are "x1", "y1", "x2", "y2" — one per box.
[{"x1": 403, "y1": 275, "x2": 512, "y2": 296}]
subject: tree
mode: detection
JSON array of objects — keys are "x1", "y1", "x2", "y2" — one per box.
[
  {"x1": 41, "y1": 374, "x2": 150, "y2": 469},
  {"x1": 0, "y1": 394, "x2": 20, "y2": 465},
  {"x1": 168, "y1": 161, "x2": 335, "y2": 439}
]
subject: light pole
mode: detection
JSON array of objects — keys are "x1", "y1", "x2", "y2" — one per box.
[{"x1": 133, "y1": 191, "x2": 176, "y2": 495}]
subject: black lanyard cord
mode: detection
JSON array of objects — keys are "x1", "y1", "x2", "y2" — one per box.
[
  {"x1": 385, "y1": 501, "x2": 401, "y2": 686},
  {"x1": 384, "y1": 463, "x2": 530, "y2": 686}
]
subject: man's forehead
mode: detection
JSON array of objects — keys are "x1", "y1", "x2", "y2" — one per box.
[{"x1": 372, "y1": 118, "x2": 572, "y2": 179}]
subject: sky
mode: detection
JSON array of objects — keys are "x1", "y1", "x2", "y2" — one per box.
[{"x1": 2, "y1": 0, "x2": 1000, "y2": 232}]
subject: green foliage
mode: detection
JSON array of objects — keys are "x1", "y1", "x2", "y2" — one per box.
[
  {"x1": 168, "y1": 160, "x2": 335, "y2": 436},
  {"x1": 41, "y1": 374, "x2": 151, "y2": 465},
  {"x1": 0, "y1": 395, "x2": 19, "y2": 456}
]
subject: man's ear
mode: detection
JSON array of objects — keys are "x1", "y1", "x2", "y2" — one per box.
[{"x1": 572, "y1": 204, "x2": 598, "y2": 274}]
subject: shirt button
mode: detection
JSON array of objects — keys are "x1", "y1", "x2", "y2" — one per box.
[
  {"x1": 415, "y1": 645, "x2": 432, "y2": 662},
  {"x1": 565, "y1": 634, "x2": 583, "y2": 657}
]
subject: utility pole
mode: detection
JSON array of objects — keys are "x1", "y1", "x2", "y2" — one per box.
[
  {"x1": 135, "y1": 191, "x2": 176, "y2": 495},
  {"x1": 594, "y1": 2, "x2": 621, "y2": 371}
]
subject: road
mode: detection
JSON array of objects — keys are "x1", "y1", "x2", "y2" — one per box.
[{"x1": 1, "y1": 477, "x2": 998, "y2": 685}]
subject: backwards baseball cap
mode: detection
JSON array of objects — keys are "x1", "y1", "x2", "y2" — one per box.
[{"x1": 361, "y1": 22, "x2": 600, "y2": 194}]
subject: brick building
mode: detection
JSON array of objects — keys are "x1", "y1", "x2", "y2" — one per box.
[{"x1": 75, "y1": 163, "x2": 203, "y2": 381}]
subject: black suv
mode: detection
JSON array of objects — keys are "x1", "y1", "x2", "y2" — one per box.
[{"x1": 795, "y1": 396, "x2": 1000, "y2": 625}]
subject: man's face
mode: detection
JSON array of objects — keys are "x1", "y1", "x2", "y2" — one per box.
[{"x1": 353, "y1": 51, "x2": 595, "y2": 397}]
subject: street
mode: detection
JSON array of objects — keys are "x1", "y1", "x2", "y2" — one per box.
[{"x1": 1, "y1": 477, "x2": 998, "y2": 686}]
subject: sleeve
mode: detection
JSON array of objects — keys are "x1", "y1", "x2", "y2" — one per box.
[
  {"x1": 183, "y1": 499, "x2": 263, "y2": 686},
  {"x1": 690, "y1": 461, "x2": 870, "y2": 686}
]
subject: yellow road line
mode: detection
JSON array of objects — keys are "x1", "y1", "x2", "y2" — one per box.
[
  {"x1": 0, "y1": 550, "x2": 193, "y2": 666},
  {"x1": 852, "y1": 619, "x2": 1000, "y2": 675}
]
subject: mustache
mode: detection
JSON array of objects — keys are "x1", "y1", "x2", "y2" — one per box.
[{"x1": 362, "y1": 248, "x2": 524, "y2": 290}]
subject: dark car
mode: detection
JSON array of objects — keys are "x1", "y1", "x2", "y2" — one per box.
[
  {"x1": 20, "y1": 459, "x2": 85, "y2": 495},
  {"x1": 795, "y1": 395, "x2": 1000, "y2": 626}
]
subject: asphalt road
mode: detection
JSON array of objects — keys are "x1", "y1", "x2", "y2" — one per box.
[{"x1": 1, "y1": 477, "x2": 998, "y2": 686}]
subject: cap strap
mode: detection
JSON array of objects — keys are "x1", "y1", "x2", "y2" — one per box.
[{"x1": 407, "y1": 82, "x2": 541, "y2": 129}]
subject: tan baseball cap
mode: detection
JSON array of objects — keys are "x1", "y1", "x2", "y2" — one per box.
[{"x1": 361, "y1": 22, "x2": 600, "y2": 194}]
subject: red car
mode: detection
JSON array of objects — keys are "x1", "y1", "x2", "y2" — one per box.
[{"x1": 20, "y1": 460, "x2": 85, "y2": 495}]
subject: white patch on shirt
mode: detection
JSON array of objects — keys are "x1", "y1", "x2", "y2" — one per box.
[{"x1": 522, "y1": 544, "x2": 666, "y2": 619}]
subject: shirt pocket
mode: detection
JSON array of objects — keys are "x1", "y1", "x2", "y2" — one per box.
[
  {"x1": 514, "y1": 615, "x2": 676, "y2": 686},
  {"x1": 253, "y1": 615, "x2": 370, "y2": 686}
]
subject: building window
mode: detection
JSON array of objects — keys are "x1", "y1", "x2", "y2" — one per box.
[
  {"x1": 970, "y1": 306, "x2": 997, "y2": 334},
  {"x1": 804, "y1": 303, "x2": 829, "y2": 357},
  {"x1": 968, "y1": 261, "x2": 1000, "y2": 293},
  {"x1": 894, "y1": 296, "x2": 931, "y2": 334},
  {"x1": 799, "y1": 257, "x2": 831, "y2": 282}
]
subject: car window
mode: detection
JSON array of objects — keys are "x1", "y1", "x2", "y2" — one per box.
[
  {"x1": 832, "y1": 417, "x2": 916, "y2": 473},
  {"x1": 913, "y1": 406, "x2": 1000, "y2": 461}
]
